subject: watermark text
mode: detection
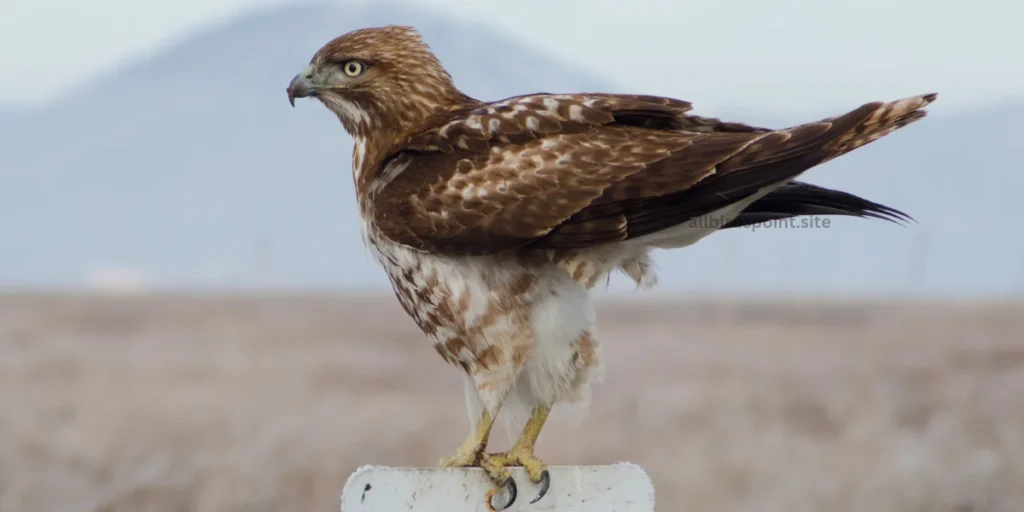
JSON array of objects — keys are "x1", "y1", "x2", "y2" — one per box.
[{"x1": 688, "y1": 215, "x2": 833, "y2": 232}]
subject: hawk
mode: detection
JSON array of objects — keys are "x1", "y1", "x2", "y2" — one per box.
[{"x1": 287, "y1": 25, "x2": 934, "y2": 509}]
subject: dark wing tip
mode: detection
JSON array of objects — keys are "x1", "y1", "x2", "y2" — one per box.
[{"x1": 724, "y1": 182, "x2": 916, "y2": 229}]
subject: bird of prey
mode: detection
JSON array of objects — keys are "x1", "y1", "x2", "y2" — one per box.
[{"x1": 287, "y1": 25, "x2": 934, "y2": 509}]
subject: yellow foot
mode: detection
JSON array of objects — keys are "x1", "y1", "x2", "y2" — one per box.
[
  {"x1": 480, "y1": 446, "x2": 551, "y2": 510},
  {"x1": 438, "y1": 410, "x2": 495, "y2": 469},
  {"x1": 438, "y1": 445, "x2": 483, "y2": 468},
  {"x1": 480, "y1": 405, "x2": 553, "y2": 510}
]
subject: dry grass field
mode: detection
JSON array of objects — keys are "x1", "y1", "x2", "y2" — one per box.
[{"x1": 1, "y1": 293, "x2": 1022, "y2": 512}]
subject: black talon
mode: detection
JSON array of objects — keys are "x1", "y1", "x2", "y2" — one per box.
[
  {"x1": 489, "y1": 476, "x2": 517, "y2": 511},
  {"x1": 530, "y1": 470, "x2": 550, "y2": 504}
]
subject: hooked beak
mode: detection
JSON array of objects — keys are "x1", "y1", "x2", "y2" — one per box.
[{"x1": 287, "y1": 66, "x2": 318, "y2": 107}]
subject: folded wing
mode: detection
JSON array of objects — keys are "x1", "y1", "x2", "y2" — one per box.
[{"x1": 370, "y1": 92, "x2": 935, "y2": 255}]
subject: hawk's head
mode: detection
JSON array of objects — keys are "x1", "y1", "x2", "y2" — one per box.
[{"x1": 287, "y1": 26, "x2": 467, "y2": 138}]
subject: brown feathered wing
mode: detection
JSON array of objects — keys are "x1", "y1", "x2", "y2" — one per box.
[{"x1": 369, "y1": 92, "x2": 936, "y2": 255}]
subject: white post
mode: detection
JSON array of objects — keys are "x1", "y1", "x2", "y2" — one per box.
[{"x1": 341, "y1": 463, "x2": 654, "y2": 511}]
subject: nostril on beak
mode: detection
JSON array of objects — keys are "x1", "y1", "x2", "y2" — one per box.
[{"x1": 287, "y1": 73, "x2": 317, "y2": 107}]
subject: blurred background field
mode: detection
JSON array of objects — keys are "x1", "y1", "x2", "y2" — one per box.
[{"x1": 2, "y1": 294, "x2": 1022, "y2": 512}]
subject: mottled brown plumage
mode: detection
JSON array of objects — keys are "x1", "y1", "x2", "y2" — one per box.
[{"x1": 287, "y1": 25, "x2": 935, "y2": 507}]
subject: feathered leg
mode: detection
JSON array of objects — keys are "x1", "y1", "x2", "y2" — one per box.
[
  {"x1": 440, "y1": 395, "x2": 521, "y2": 510},
  {"x1": 439, "y1": 346, "x2": 528, "y2": 510}
]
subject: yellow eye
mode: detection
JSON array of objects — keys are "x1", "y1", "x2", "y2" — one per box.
[{"x1": 343, "y1": 61, "x2": 363, "y2": 77}]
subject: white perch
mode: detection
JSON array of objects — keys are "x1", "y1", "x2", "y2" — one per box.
[{"x1": 341, "y1": 463, "x2": 654, "y2": 511}]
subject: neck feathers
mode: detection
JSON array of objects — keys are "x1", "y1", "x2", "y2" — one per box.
[{"x1": 343, "y1": 86, "x2": 477, "y2": 207}]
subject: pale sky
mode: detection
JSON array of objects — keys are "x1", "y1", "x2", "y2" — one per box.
[{"x1": 2, "y1": 0, "x2": 1021, "y2": 113}]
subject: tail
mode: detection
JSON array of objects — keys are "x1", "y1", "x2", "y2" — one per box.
[
  {"x1": 718, "y1": 94, "x2": 936, "y2": 228},
  {"x1": 620, "y1": 93, "x2": 935, "y2": 249},
  {"x1": 672, "y1": 92, "x2": 936, "y2": 223},
  {"x1": 710, "y1": 92, "x2": 938, "y2": 176}
]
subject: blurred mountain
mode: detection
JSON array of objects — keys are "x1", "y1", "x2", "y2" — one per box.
[{"x1": 1, "y1": 2, "x2": 1021, "y2": 295}]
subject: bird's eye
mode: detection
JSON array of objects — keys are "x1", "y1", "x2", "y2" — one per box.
[{"x1": 342, "y1": 61, "x2": 364, "y2": 77}]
